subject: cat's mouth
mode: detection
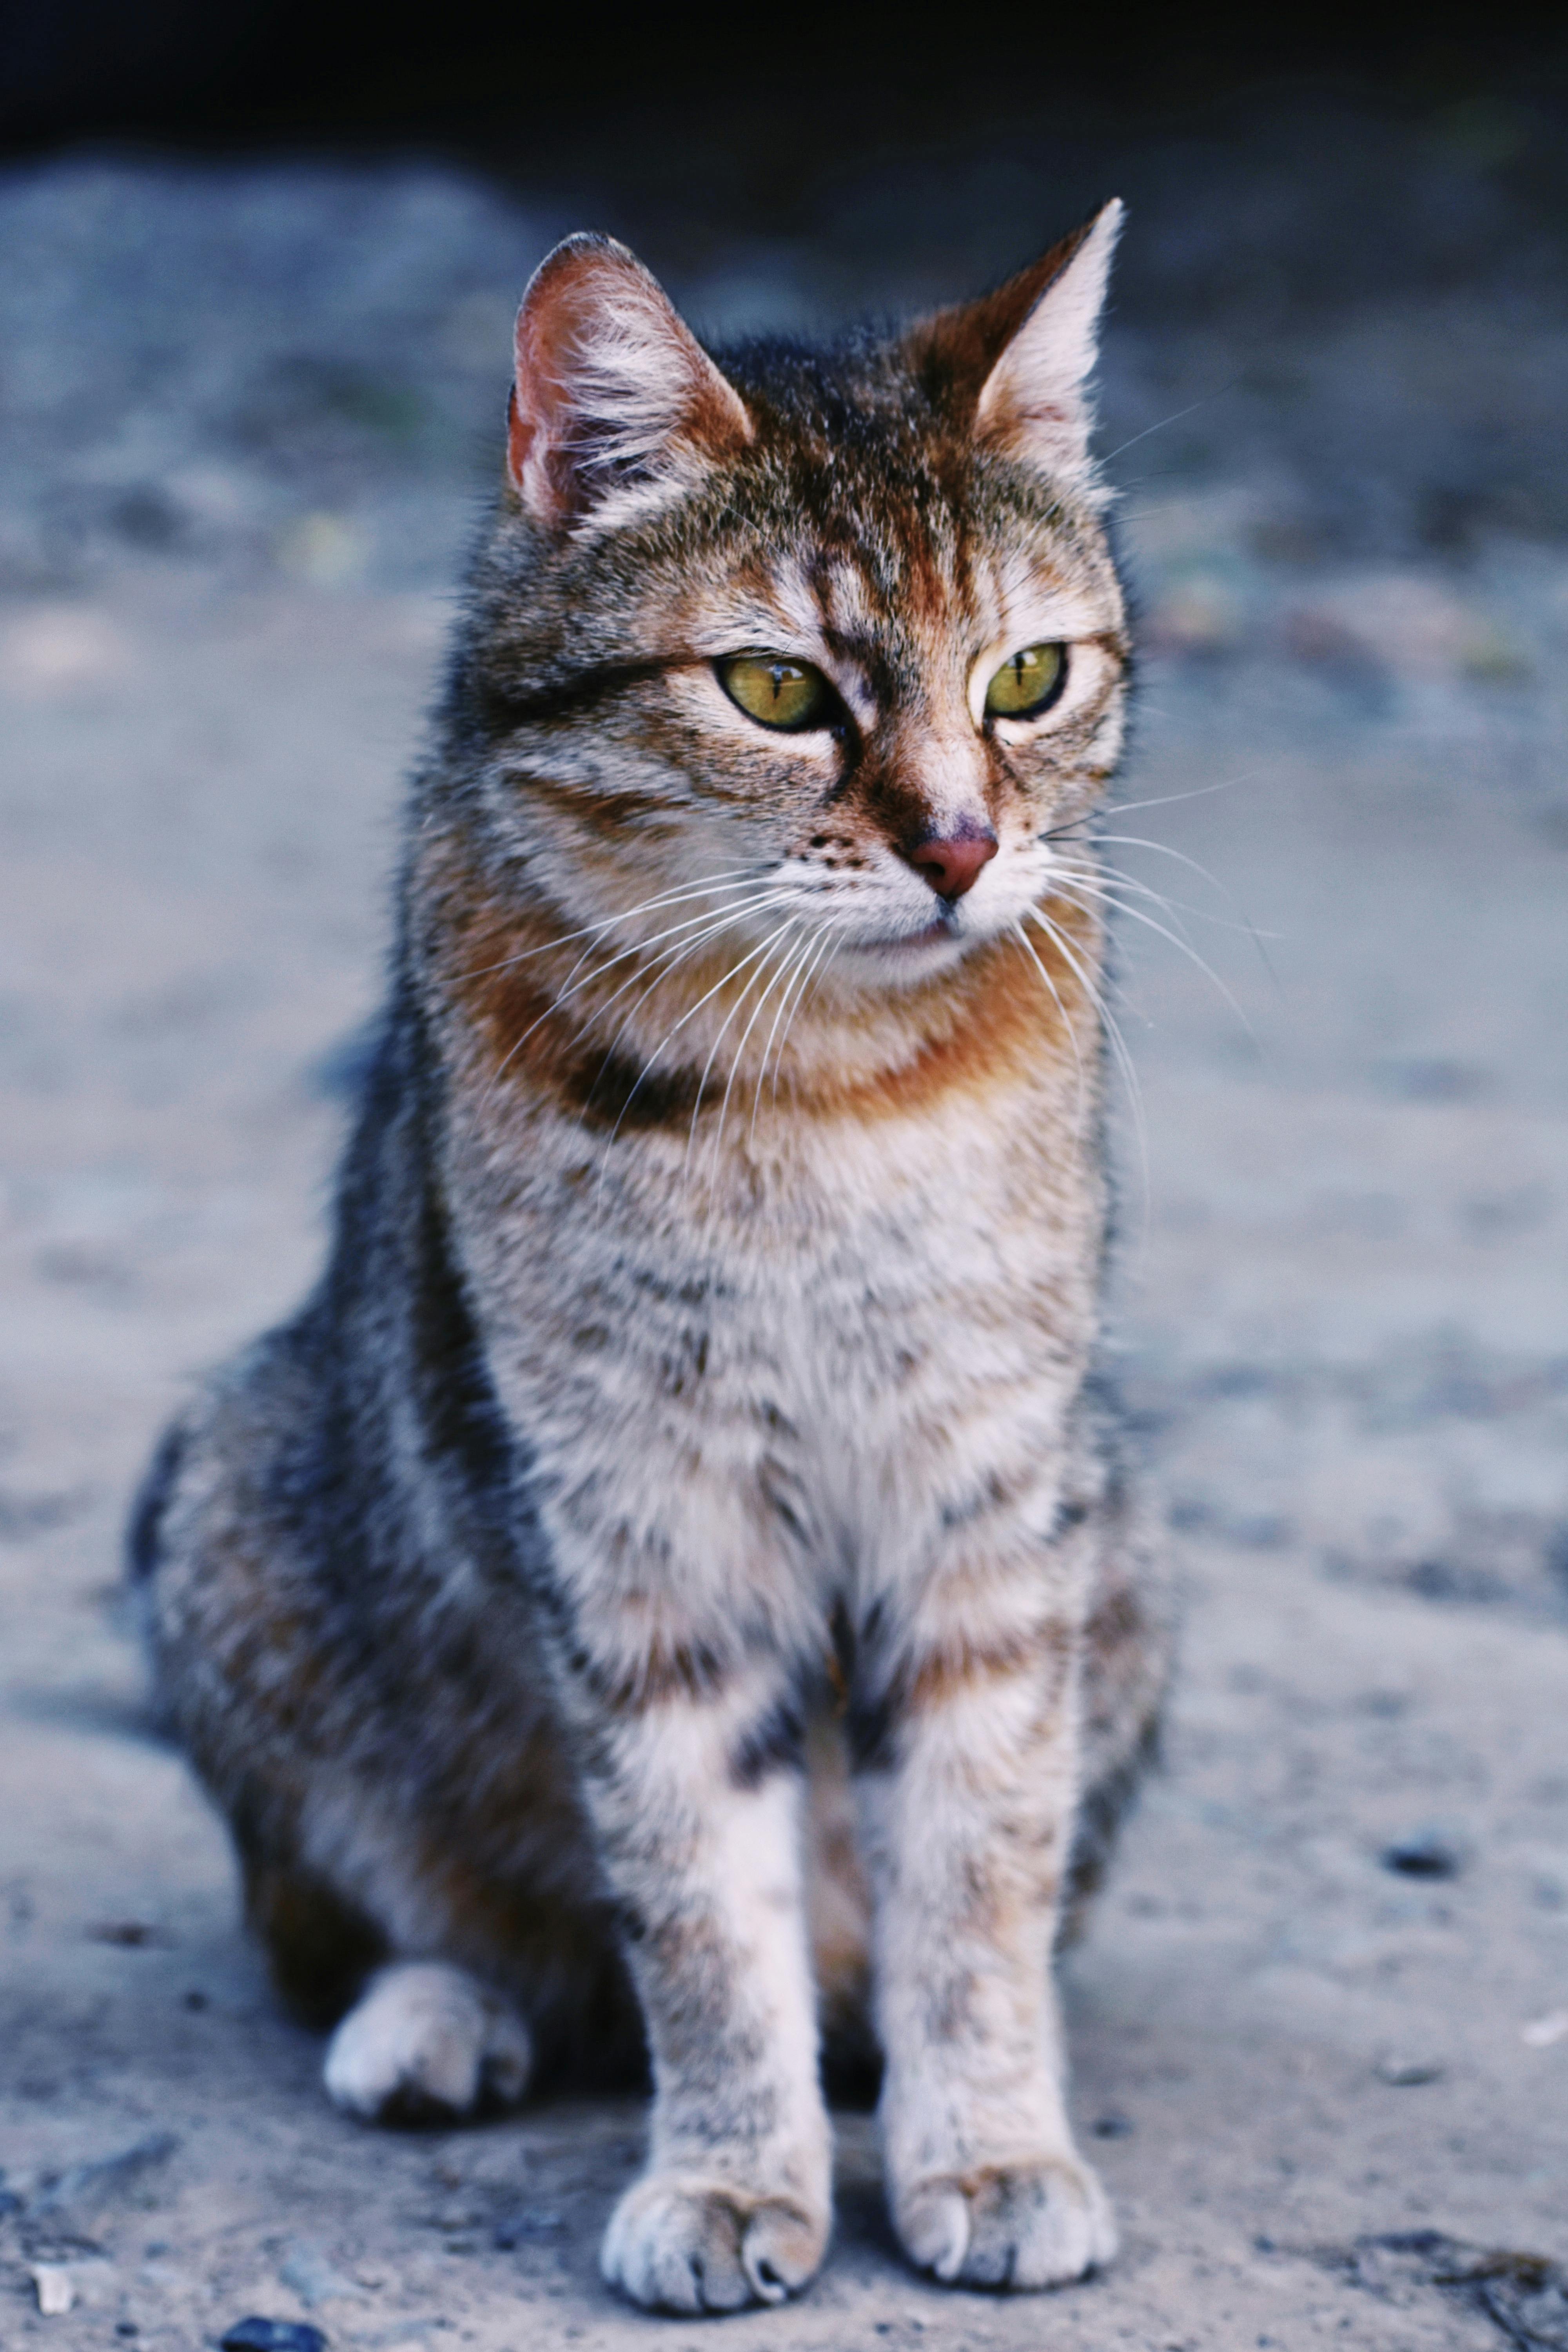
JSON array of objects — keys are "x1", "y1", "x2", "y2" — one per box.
[{"x1": 838, "y1": 911, "x2": 977, "y2": 975}]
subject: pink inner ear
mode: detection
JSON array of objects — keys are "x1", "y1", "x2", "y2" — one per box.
[
  {"x1": 506, "y1": 383, "x2": 536, "y2": 506},
  {"x1": 506, "y1": 236, "x2": 751, "y2": 527},
  {"x1": 508, "y1": 247, "x2": 606, "y2": 519}
]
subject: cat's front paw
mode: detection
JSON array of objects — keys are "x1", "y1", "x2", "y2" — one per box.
[
  {"x1": 323, "y1": 1962, "x2": 532, "y2": 2123},
  {"x1": 893, "y1": 2154, "x2": 1116, "y2": 2291},
  {"x1": 601, "y1": 2173, "x2": 828, "y2": 2313}
]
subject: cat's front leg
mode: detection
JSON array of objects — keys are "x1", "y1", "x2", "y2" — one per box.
[
  {"x1": 858, "y1": 1563, "x2": 1116, "y2": 2293},
  {"x1": 577, "y1": 1654, "x2": 831, "y2": 2314}
]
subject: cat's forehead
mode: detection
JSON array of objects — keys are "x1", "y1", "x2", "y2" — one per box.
[
  {"x1": 695, "y1": 341, "x2": 1120, "y2": 656},
  {"x1": 671, "y1": 451, "x2": 1118, "y2": 699}
]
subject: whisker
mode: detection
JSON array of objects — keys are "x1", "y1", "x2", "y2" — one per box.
[
  {"x1": 596, "y1": 924, "x2": 804, "y2": 1186},
  {"x1": 1009, "y1": 920, "x2": 1089, "y2": 1128},
  {"x1": 477, "y1": 891, "x2": 793, "y2": 1114},
  {"x1": 564, "y1": 904, "x2": 791, "y2": 1141},
  {"x1": 749, "y1": 929, "x2": 821, "y2": 1146},
  {"x1": 1069, "y1": 830, "x2": 1281, "y2": 995},
  {"x1": 1097, "y1": 768, "x2": 1268, "y2": 822},
  {"x1": 703, "y1": 924, "x2": 807, "y2": 1196},
  {"x1": 459, "y1": 867, "x2": 771, "y2": 981},
  {"x1": 1053, "y1": 857, "x2": 1281, "y2": 941},
  {"x1": 1030, "y1": 904, "x2": 1150, "y2": 1223},
  {"x1": 1049, "y1": 806, "x2": 1282, "y2": 993},
  {"x1": 1053, "y1": 878, "x2": 1263, "y2": 1054},
  {"x1": 505, "y1": 882, "x2": 791, "y2": 1018},
  {"x1": 562, "y1": 892, "x2": 793, "y2": 1047},
  {"x1": 770, "y1": 926, "x2": 840, "y2": 1104},
  {"x1": 1053, "y1": 847, "x2": 1279, "y2": 1040},
  {"x1": 684, "y1": 920, "x2": 800, "y2": 1174},
  {"x1": 1101, "y1": 385, "x2": 1238, "y2": 467}
]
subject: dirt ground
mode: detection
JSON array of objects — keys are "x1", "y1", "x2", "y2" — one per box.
[{"x1": 2, "y1": 94, "x2": 1566, "y2": 2351}]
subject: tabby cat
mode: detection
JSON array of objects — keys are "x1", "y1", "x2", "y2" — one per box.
[{"x1": 131, "y1": 201, "x2": 1171, "y2": 2312}]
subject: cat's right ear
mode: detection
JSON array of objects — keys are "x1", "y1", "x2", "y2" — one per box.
[
  {"x1": 910, "y1": 201, "x2": 1123, "y2": 493},
  {"x1": 506, "y1": 234, "x2": 753, "y2": 531}
]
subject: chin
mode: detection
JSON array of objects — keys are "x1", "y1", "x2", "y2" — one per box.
[{"x1": 834, "y1": 924, "x2": 984, "y2": 993}]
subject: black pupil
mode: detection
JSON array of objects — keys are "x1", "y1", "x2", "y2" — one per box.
[
  {"x1": 1013, "y1": 654, "x2": 1029, "y2": 689},
  {"x1": 771, "y1": 665, "x2": 793, "y2": 702}
]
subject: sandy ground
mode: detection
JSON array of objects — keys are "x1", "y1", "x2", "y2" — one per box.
[{"x1": 2, "y1": 105, "x2": 1566, "y2": 2349}]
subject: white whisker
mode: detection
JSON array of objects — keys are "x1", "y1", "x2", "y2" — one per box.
[
  {"x1": 1029, "y1": 904, "x2": 1149, "y2": 1225},
  {"x1": 769, "y1": 925, "x2": 839, "y2": 1109},
  {"x1": 564, "y1": 903, "x2": 792, "y2": 1145},
  {"x1": 595, "y1": 924, "x2": 804, "y2": 1192},
  {"x1": 762, "y1": 926, "x2": 839, "y2": 1111},
  {"x1": 1009, "y1": 920, "x2": 1089, "y2": 1125},
  {"x1": 1053, "y1": 856, "x2": 1279, "y2": 940},
  {"x1": 702, "y1": 924, "x2": 808, "y2": 1201},
  {"x1": 684, "y1": 920, "x2": 800, "y2": 1174},
  {"x1": 478, "y1": 890, "x2": 793, "y2": 1114},
  {"x1": 750, "y1": 929, "x2": 823, "y2": 1141},
  {"x1": 459, "y1": 867, "x2": 770, "y2": 980},
  {"x1": 1051, "y1": 871, "x2": 1266, "y2": 1056}
]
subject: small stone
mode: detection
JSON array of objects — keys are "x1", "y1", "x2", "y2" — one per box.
[
  {"x1": 31, "y1": 2264, "x2": 75, "y2": 2316},
  {"x1": 33, "y1": 2130, "x2": 179, "y2": 2223},
  {"x1": 278, "y1": 2240, "x2": 363, "y2": 2307},
  {"x1": 1380, "y1": 1833, "x2": 1461, "y2": 1881},
  {"x1": 220, "y1": 2321, "x2": 329, "y2": 2352},
  {"x1": 1522, "y1": 2009, "x2": 1568, "y2": 2049},
  {"x1": 88, "y1": 1920, "x2": 160, "y2": 1947},
  {"x1": 1376, "y1": 2053, "x2": 1445, "y2": 2086},
  {"x1": 1091, "y1": 2112, "x2": 1134, "y2": 2139},
  {"x1": 490, "y1": 2208, "x2": 564, "y2": 2248}
]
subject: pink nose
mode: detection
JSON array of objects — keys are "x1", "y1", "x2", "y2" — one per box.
[{"x1": 908, "y1": 828, "x2": 999, "y2": 901}]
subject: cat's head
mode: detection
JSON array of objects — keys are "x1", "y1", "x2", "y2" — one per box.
[{"x1": 457, "y1": 209, "x2": 1128, "y2": 1004}]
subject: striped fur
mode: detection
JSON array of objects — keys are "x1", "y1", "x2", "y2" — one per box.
[{"x1": 132, "y1": 206, "x2": 1171, "y2": 2312}]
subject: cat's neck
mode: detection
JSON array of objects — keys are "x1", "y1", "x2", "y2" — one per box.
[{"x1": 413, "y1": 825, "x2": 1102, "y2": 1138}]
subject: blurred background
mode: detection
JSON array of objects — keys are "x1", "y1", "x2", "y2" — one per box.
[{"x1": 2, "y1": 10, "x2": 1566, "y2": 2347}]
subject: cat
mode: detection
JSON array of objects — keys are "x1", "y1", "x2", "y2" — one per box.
[{"x1": 130, "y1": 200, "x2": 1171, "y2": 2314}]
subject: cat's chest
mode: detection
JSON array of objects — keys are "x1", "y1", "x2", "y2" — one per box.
[{"x1": 452, "y1": 1070, "x2": 1100, "y2": 1564}]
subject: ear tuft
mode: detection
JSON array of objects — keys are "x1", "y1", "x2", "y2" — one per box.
[
  {"x1": 507, "y1": 234, "x2": 753, "y2": 530},
  {"x1": 911, "y1": 200, "x2": 1123, "y2": 492}
]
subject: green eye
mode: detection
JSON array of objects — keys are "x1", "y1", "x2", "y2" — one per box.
[
  {"x1": 984, "y1": 641, "x2": 1066, "y2": 719},
  {"x1": 719, "y1": 653, "x2": 831, "y2": 733}
]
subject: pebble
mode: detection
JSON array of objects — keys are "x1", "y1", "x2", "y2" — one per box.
[
  {"x1": 1380, "y1": 1833, "x2": 1461, "y2": 1881},
  {"x1": 1091, "y1": 2112, "x2": 1136, "y2": 2139},
  {"x1": 1376, "y1": 2053, "x2": 1445, "y2": 2086},
  {"x1": 490, "y1": 2208, "x2": 564, "y2": 2248},
  {"x1": 32, "y1": 2130, "x2": 180, "y2": 2223},
  {"x1": 30, "y1": 2263, "x2": 75, "y2": 2316},
  {"x1": 220, "y1": 2321, "x2": 329, "y2": 2352},
  {"x1": 278, "y1": 2239, "x2": 364, "y2": 2307}
]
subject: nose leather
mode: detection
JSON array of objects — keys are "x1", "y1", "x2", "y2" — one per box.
[{"x1": 908, "y1": 828, "x2": 999, "y2": 900}]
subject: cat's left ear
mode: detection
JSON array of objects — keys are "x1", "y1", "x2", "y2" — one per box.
[
  {"x1": 912, "y1": 200, "x2": 1123, "y2": 492},
  {"x1": 507, "y1": 233, "x2": 753, "y2": 530}
]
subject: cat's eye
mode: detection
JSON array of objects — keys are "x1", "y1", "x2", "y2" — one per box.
[
  {"x1": 718, "y1": 654, "x2": 832, "y2": 733},
  {"x1": 984, "y1": 642, "x2": 1067, "y2": 720}
]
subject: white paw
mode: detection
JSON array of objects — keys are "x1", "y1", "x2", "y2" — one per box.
[
  {"x1": 894, "y1": 2153, "x2": 1116, "y2": 2290},
  {"x1": 323, "y1": 1962, "x2": 532, "y2": 2123},
  {"x1": 601, "y1": 2173, "x2": 828, "y2": 2314}
]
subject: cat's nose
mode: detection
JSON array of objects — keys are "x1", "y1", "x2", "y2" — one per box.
[{"x1": 908, "y1": 827, "x2": 999, "y2": 901}]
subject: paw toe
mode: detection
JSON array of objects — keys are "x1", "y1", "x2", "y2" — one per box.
[
  {"x1": 323, "y1": 1962, "x2": 531, "y2": 2124},
  {"x1": 602, "y1": 2177, "x2": 826, "y2": 2314},
  {"x1": 740, "y1": 2199, "x2": 824, "y2": 2304},
  {"x1": 898, "y1": 2157, "x2": 1115, "y2": 2292}
]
